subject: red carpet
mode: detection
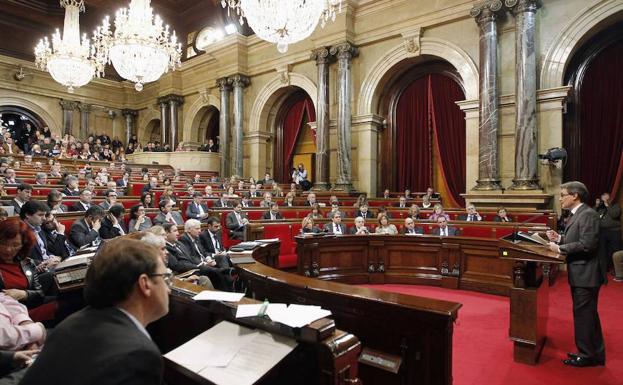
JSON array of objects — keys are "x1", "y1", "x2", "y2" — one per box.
[{"x1": 362, "y1": 274, "x2": 622, "y2": 385}]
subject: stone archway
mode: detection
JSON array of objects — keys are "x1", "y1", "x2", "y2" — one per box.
[
  {"x1": 140, "y1": 119, "x2": 161, "y2": 146},
  {"x1": 540, "y1": 0, "x2": 623, "y2": 89},
  {"x1": 183, "y1": 93, "x2": 220, "y2": 143},
  {"x1": 0, "y1": 94, "x2": 59, "y2": 133}
]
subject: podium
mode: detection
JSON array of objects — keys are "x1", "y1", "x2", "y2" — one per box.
[{"x1": 498, "y1": 237, "x2": 565, "y2": 365}]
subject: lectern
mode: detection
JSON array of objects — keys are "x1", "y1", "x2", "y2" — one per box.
[{"x1": 498, "y1": 237, "x2": 565, "y2": 365}]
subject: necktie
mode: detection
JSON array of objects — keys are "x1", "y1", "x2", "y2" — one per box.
[
  {"x1": 469, "y1": 215, "x2": 473, "y2": 221},
  {"x1": 334, "y1": 224, "x2": 340, "y2": 234},
  {"x1": 35, "y1": 229, "x2": 49, "y2": 260},
  {"x1": 441, "y1": 229, "x2": 446, "y2": 236},
  {"x1": 193, "y1": 240, "x2": 205, "y2": 261},
  {"x1": 212, "y1": 233, "x2": 222, "y2": 252}
]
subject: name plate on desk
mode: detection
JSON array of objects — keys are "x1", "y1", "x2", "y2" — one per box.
[{"x1": 358, "y1": 347, "x2": 402, "y2": 374}]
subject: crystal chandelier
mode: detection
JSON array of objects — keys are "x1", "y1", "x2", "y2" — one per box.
[
  {"x1": 93, "y1": 0, "x2": 182, "y2": 91},
  {"x1": 34, "y1": 1, "x2": 103, "y2": 93},
  {"x1": 222, "y1": 0, "x2": 342, "y2": 53}
]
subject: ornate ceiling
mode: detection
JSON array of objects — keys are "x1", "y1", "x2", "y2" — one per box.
[{"x1": 0, "y1": 0, "x2": 250, "y2": 77}]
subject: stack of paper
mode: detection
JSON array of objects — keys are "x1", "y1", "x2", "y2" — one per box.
[
  {"x1": 193, "y1": 291, "x2": 245, "y2": 302},
  {"x1": 165, "y1": 321, "x2": 297, "y2": 385},
  {"x1": 235, "y1": 303, "x2": 331, "y2": 328}
]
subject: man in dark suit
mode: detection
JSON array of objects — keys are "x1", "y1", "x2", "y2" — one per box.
[
  {"x1": 457, "y1": 204, "x2": 482, "y2": 221},
  {"x1": 116, "y1": 171, "x2": 130, "y2": 193},
  {"x1": 261, "y1": 202, "x2": 283, "y2": 220},
  {"x1": 69, "y1": 206, "x2": 104, "y2": 249},
  {"x1": 41, "y1": 211, "x2": 72, "y2": 260},
  {"x1": 493, "y1": 207, "x2": 512, "y2": 222},
  {"x1": 213, "y1": 195, "x2": 231, "y2": 208},
  {"x1": 20, "y1": 201, "x2": 64, "y2": 279},
  {"x1": 432, "y1": 217, "x2": 459, "y2": 236},
  {"x1": 153, "y1": 198, "x2": 184, "y2": 226},
  {"x1": 99, "y1": 205, "x2": 127, "y2": 240},
  {"x1": 20, "y1": 239, "x2": 168, "y2": 385},
  {"x1": 355, "y1": 204, "x2": 375, "y2": 219},
  {"x1": 199, "y1": 217, "x2": 227, "y2": 255},
  {"x1": 186, "y1": 192, "x2": 210, "y2": 222},
  {"x1": 423, "y1": 187, "x2": 440, "y2": 200},
  {"x1": 323, "y1": 212, "x2": 346, "y2": 234},
  {"x1": 546, "y1": 181, "x2": 605, "y2": 367},
  {"x1": 10, "y1": 183, "x2": 32, "y2": 215},
  {"x1": 225, "y1": 202, "x2": 249, "y2": 240},
  {"x1": 403, "y1": 217, "x2": 424, "y2": 235},
  {"x1": 99, "y1": 189, "x2": 118, "y2": 210},
  {"x1": 61, "y1": 175, "x2": 80, "y2": 197},
  {"x1": 69, "y1": 189, "x2": 94, "y2": 212},
  {"x1": 349, "y1": 217, "x2": 370, "y2": 235},
  {"x1": 47, "y1": 189, "x2": 69, "y2": 213}
]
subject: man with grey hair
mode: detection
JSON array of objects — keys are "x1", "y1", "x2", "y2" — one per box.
[
  {"x1": 349, "y1": 216, "x2": 369, "y2": 235},
  {"x1": 546, "y1": 181, "x2": 605, "y2": 367},
  {"x1": 458, "y1": 204, "x2": 482, "y2": 221},
  {"x1": 34, "y1": 172, "x2": 48, "y2": 185},
  {"x1": 61, "y1": 175, "x2": 80, "y2": 197}
]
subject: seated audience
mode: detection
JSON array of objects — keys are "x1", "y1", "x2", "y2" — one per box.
[
  {"x1": 41, "y1": 212, "x2": 72, "y2": 260},
  {"x1": 458, "y1": 204, "x2": 482, "y2": 221},
  {"x1": 284, "y1": 192, "x2": 295, "y2": 207},
  {"x1": 60, "y1": 175, "x2": 80, "y2": 197},
  {"x1": 153, "y1": 198, "x2": 184, "y2": 226},
  {"x1": 262, "y1": 203, "x2": 283, "y2": 220},
  {"x1": 260, "y1": 192, "x2": 273, "y2": 208},
  {"x1": 225, "y1": 201, "x2": 248, "y2": 240},
  {"x1": 213, "y1": 195, "x2": 230, "y2": 208},
  {"x1": 383, "y1": 189, "x2": 391, "y2": 199},
  {"x1": 404, "y1": 189, "x2": 413, "y2": 200},
  {"x1": 199, "y1": 217, "x2": 227, "y2": 255},
  {"x1": 34, "y1": 172, "x2": 47, "y2": 186},
  {"x1": 306, "y1": 192, "x2": 317, "y2": 207},
  {"x1": 350, "y1": 217, "x2": 370, "y2": 235},
  {"x1": 309, "y1": 204, "x2": 323, "y2": 220},
  {"x1": 185, "y1": 192, "x2": 210, "y2": 222},
  {"x1": 142, "y1": 177, "x2": 158, "y2": 193},
  {"x1": 421, "y1": 194, "x2": 432, "y2": 209},
  {"x1": 69, "y1": 206, "x2": 103, "y2": 249},
  {"x1": 160, "y1": 186, "x2": 177, "y2": 207},
  {"x1": 99, "y1": 205, "x2": 127, "y2": 240},
  {"x1": 396, "y1": 196, "x2": 407, "y2": 208},
  {"x1": 20, "y1": 201, "x2": 62, "y2": 272},
  {"x1": 327, "y1": 201, "x2": 346, "y2": 219},
  {"x1": 203, "y1": 185, "x2": 215, "y2": 198},
  {"x1": 432, "y1": 216, "x2": 459, "y2": 236},
  {"x1": 376, "y1": 214, "x2": 398, "y2": 235},
  {"x1": 140, "y1": 191, "x2": 154, "y2": 209},
  {"x1": 240, "y1": 194, "x2": 253, "y2": 208},
  {"x1": 0, "y1": 293, "x2": 46, "y2": 351},
  {"x1": 46, "y1": 190, "x2": 68, "y2": 214},
  {"x1": 408, "y1": 204, "x2": 421, "y2": 220},
  {"x1": 353, "y1": 194, "x2": 367, "y2": 208},
  {"x1": 355, "y1": 203, "x2": 375, "y2": 219},
  {"x1": 429, "y1": 204, "x2": 450, "y2": 222},
  {"x1": 128, "y1": 205, "x2": 153, "y2": 233},
  {"x1": 493, "y1": 207, "x2": 512, "y2": 222},
  {"x1": 20, "y1": 239, "x2": 168, "y2": 385},
  {"x1": 403, "y1": 217, "x2": 424, "y2": 235},
  {"x1": 11, "y1": 184, "x2": 32, "y2": 215},
  {"x1": 423, "y1": 187, "x2": 440, "y2": 200},
  {"x1": 323, "y1": 212, "x2": 346, "y2": 234},
  {"x1": 3, "y1": 169, "x2": 20, "y2": 185}
]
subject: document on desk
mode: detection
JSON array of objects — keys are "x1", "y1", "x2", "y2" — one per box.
[
  {"x1": 193, "y1": 290, "x2": 245, "y2": 302},
  {"x1": 165, "y1": 320, "x2": 298, "y2": 385},
  {"x1": 266, "y1": 304, "x2": 332, "y2": 328},
  {"x1": 235, "y1": 303, "x2": 287, "y2": 318}
]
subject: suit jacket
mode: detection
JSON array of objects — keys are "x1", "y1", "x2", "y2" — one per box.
[
  {"x1": 41, "y1": 229, "x2": 71, "y2": 260},
  {"x1": 116, "y1": 179, "x2": 129, "y2": 188},
  {"x1": 432, "y1": 227, "x2": 459, "y2": 236},
  {"x1": 213, "y1": 199, "x2": 231, "y2": 208},
  {"x1": 177, "y1": 234, "x2": 207, "y2": 264},
  {"x1": 20, "y1": 306, "x2": 162, "y2": 385},
  {"x1": 166, "y1": 240, "x2": 200, "y2": 273},
  {"x1": 153, "y1": 211, "x2": 184, "y2": 226},
  {"x1": 69, "y1": 218, "x2": 100, "y2": 249},
  {"x1": 199, "y1": 230, "x2": 226, "y2": 255},
  {"x1": 69, "y1": 201, "x2": 91, "y2": 212},
  {"x1": 559, "y1": 204, "x2": 603, "y2": 287},
  {"x1": 99, "y1": 217, "x2": 126, "y2": 239},
  {"x1": 1, "y1": 144, "x2": 19, "y2": 154},
  {"x1": 323, "y1": 222, "x2": 347, "y2": 234},
  {"x1": 225, "y1": 211, "x2": 247, "y2": 232},
  {"x1": 355, "y1": 210, "x2": 375, "y2": 219},
  {"x1": 457, "y1": 214, "x2": 482, "y2": 221},
  {"x1": 493, "y1": 215, "x2": 512, "y2": 222},
  {"x1": 403, "y1": 226, "x2": 424, "y2": 235},
  {"x1": 186, "y1": 202, "x2": 210, "y2": 221},
  {"x1": 10, "y1": 198, "x2": 25, "y2": 215},
  {"x1": 61, "y1": 187, "x2": 80, "y2": 197},
  {"x1": 261, "y1": 211, "x2": 283, "y2": 220},
  {"x1": 99, "y1": 200, "x2": 117, "y2": 210}
]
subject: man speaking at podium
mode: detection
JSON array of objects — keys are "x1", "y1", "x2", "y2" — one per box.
[
  {"x1": 546, "y1": 181, "x2": 605, "y2": 367},
  {"x1": 20, "y1": 239, "x2": 170, "y2": 385}
]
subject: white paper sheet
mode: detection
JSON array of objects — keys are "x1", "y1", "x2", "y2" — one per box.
[
  {"x1": 266, "y1": 304, "x2": 332, "y2": 328},
  {"x1": 165, "y1": 321, "x2": 257, "y2": 370},
  {"x1": 235, "y1": 303, "x2": 287, "y2": 318},
  {"x1": 192, "y1": 290, "x2": 245, "y2": 302}
]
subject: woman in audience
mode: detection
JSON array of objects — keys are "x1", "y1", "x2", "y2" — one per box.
[
  {"x1": 128, "y1": 204, "x2": 153, "y2": 233},
  {"x1": 309, "y1": 204, "x2": 323, "y2": 220},
  {"x1": 428, "y1": 204, "x2": 450, "y2": 221},
  {"x1": 353, "y1": 194, "x2": 367, "y2": 208},
  {"x1": 161, "y1": 186, "x2": 177, "y2": 207},
  {"x1": 408, "y1": 204, "x2": 421, "y2": 220},
  {"x1": 301, "y1": 215, "x2": 321, "y2": 234},
  {"x1": 284, "y1": 192, "x2": 296, "y2": 207},
  {"x1": 162, "y1": 177, "x2": 172, "y2": 187},
  {"x1": 224, "y1": 186, "x2": 239, "y2": 199},
  {"x1": 376, "y1": 214, "x2": 398, "y2": 235},
  {"x1": 141, "y1": 192, "x2": 154, "y2": 208},
  {"x1": 421, "y1": 194, "x2": 432, "y2": 209},
  {"x1": 0, "y1": 219, "x2": 56, "y2": 321}
]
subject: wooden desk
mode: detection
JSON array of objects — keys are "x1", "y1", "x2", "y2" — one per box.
[
  {"x1": 236, "y1": 245, "x2": 461, "y2": 385},
  {"x1": 295, "y1": 234, "x2": 516, "y2": 296}
]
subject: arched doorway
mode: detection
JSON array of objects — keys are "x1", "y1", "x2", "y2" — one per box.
[
  {"x1": 273, "y1": 89, "x2": 316, "y2": 183},
  {"x1": 194, "y1": 106, "x2": 220, "y2": 144},
  {"x1": 142, "y1": 119, "x2": 161, "y2": 147},
  {"x1": 563, "y1": 21, "x2": 623, "y2": 200},
  {"x1": 379, "y1": 58, "x2": 466, "y2": 206},
  {"x1": 0, "y1": 106, "x2": 48, "y2": 150}
]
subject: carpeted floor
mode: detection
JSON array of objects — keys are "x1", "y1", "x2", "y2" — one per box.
[{"x1": 362, "y1": 274, "x2": 622, "y2": 385}]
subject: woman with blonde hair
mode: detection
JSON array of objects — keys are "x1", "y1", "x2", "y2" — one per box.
[
  {"x1": 428, "y1": 203, "x2": 450, "y2": 221},
  {"x1": 301, "y1": 215, "x2": 321, "y2": 234},
  {"x1": 375, "y1": 214, "x2": 398, "y2": 235}
]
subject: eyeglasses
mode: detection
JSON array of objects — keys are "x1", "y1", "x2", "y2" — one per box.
[
  {"x1": 560, "y1": 193, "x2": 572, "y2": 198},
  {"x1": 148, "y1": 271, "x2": 173, "y2": 287}
]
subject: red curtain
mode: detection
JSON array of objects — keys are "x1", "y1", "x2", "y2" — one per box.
[
  {"x1": 282, "y1": 94, "x2": 315, "y2": 177},
  {"x1": 429, "y1": 74, "x2": 467, "y2": 207},
  {"x1": 395, "y1": 76, "x2": 432, "y2": 191},
  {"x1": 395, "y1": 74, "x2": 466, "y2": 205},
  {"x1": 575, "y1": 39, "x2": 623, "y2": 198}
]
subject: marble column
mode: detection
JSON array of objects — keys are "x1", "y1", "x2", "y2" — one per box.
[
  {"x1": 157, "y1": 97, "x2": 169, "y2": 146},
  {"x1": 168, "y1": 95, "x2": 184, "y2": 150},
  {"x1": 231, "y1": 74, "x2": 250, "y2": 178},
  {"x1": 310, "y1": 47, "x2": 333, "y2": 190},
  {"x1": 59, "y1": 100, "x2": 77, "y2": 136},
  {"x1": 471, "y1": 1, "x2": 503, "y2": 191},
  {"x1": 122, "y1": 109, "x2": 138, "y2": 144},
  {"x1": 330, "y1": 42, "x2": 358, "y2": 191},
  {"x1": 78, "y1": 103, "x2": 91, "y2": 139},
  {"x1": 217, "y1": 77, "x2": 232, "y2": 177},
  {"x1": 507, "y1": 0, "x2": 540, "y2": 190}
]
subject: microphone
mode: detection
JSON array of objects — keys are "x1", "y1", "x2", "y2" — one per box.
[{"x1": 511, "y1": 213, "x2": 549, "y2": 243}]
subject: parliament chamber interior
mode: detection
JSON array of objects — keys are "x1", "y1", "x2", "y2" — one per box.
[{"x1": 0, "y1": 0, "x2": 621, "y2": 384}]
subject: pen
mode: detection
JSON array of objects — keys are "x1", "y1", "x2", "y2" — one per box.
[{"x1": 258, "y1": 299, "x2": 269, "y2": 317}]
